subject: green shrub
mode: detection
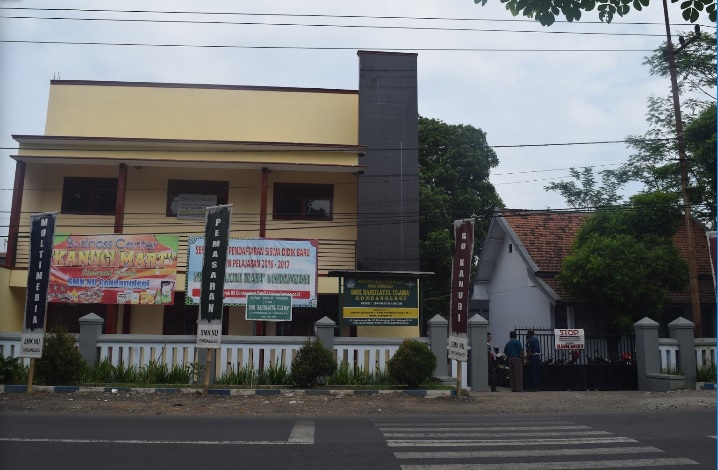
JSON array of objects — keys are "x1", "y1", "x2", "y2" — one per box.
[
  {"x1": 697, "y1": 363, "x2": 716, "y2": 383},
  {"x1": 387, "y1": 339, "x2": 437, "y2": 388},
  {"x1": 0, "y1": 355, "x2": 25, "y2": 384},
  {"x1": 35, "y1": 327, "x2": 85, "y2": 385},
  {"x1": 290, "y1": 339, "x2": 337, "y2": 388}
]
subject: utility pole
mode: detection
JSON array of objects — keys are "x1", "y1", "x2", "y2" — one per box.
[{"x1": 661, "y1": 0, "x2": 703, "y2": 337}]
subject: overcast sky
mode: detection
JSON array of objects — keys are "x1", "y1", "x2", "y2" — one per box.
[{"x1": 0, "y1": 0, "x2": 707, "y2": 249}]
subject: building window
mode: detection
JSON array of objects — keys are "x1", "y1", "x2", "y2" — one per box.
[
  {"x1": 273, "y1": 183, "x2": 333, "y2": 220},
  {"x1": 61, "y1": 177, "x2": 117, "y2": 215},
  {"x1": 166, "y1": 180, "x2": 229, "y2": 218}
]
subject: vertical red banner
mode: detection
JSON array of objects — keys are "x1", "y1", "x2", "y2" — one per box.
[{"x1": 448, "y1": 219, "x2": 474, "y2": 361}]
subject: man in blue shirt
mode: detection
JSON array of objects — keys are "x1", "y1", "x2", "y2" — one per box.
[
  {"x1": 503, "y1": 331, "x2": 523, "y2": 392},
  {"x1": 526, "y1": 329, "x2": 541, "y2": 391}
]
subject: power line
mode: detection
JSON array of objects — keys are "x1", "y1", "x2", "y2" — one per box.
[
  {"x1": 0, "y1": 137, "x2": 675, "y2": 154},
  {"x1": 0, "y1": 39, "x2": 655, "y2": 52},
  {"x1": 0, "y1": 14, "x2": 672, "y2": 37},
  {"x1": 1, "y1": 6, "x2": 710, "y2": 28}
]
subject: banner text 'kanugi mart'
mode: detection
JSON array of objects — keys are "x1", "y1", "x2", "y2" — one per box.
[
  {"x1": 186, "y1": 237, "x2": 318, "y2": 307},
  {"x1": 48, "y1": 234, "x2": 179, "y2": 305}
]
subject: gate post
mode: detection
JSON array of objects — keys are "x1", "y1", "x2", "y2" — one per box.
[
  {"x1": 428, "y1": 315, "x2": 448, "y2": 377},
  {"x1": 314, "y1": 316, "x2": 336, "y2": 351},
  {"x1": 669, "y1": 317, "x2": 696, "y2": 390},
  {"x1": 78, "y1": 313, "x2": 104, "y2": 365},
  {"x1": 468, "y1": 314, "x2": 489, "y2": 392},
  {"x1": 634, "y1": 317, "x2": 660, "y2": 390}
]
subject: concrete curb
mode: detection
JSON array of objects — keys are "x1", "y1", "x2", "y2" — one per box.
[{"x1": 0, "y1": 385, "x2": 456, "y2": 397}]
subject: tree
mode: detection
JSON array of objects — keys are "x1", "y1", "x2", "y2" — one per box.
[
  {"x1": 418, "y1": 117, "x2": 503, "y2": 322},
  {"x1": 544, "y1": 166, "x2": 624, "y2": 208},
  {"x1": 683, "y1": 103, "x2": 716, "y2": 225},
  {"x1": 544, "y1": 32, "x2": 716, "y2": 228},
  {"x1": 622, "y1": 32, "x2": 716, "y2": 227},
  {"x1": 557, "y1": 192, "x2": 688, "y2": 329},
  {"x1": 474, "y1": 0, "x2": 715, "y2": 26}
]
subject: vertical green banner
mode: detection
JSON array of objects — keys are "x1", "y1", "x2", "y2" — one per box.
[{"x1": 197, "y1": 204, "x2": 232, "y2": 348}]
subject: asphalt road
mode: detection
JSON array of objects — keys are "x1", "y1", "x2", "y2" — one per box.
[{"x1": 0, "y1": 410, "x2": 714, "y2": 469}]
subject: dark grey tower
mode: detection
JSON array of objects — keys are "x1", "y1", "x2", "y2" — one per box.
[{"x1": 357, "y1": 51, "x2": 419, "y2": 271}]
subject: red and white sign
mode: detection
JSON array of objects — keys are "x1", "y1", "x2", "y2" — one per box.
[
  {"x1": 554, "y1": 329, "x2": 585, "y2": 350},
  {"x1": 449, "y1": 219, "x2": 474, "y2": 362}
]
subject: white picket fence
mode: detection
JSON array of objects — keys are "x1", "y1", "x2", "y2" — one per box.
[
  {"x1": 0, "y1": 333, "x2": 416, "y2": 377},
  {"x1": 658, "y1": 337, "x2": 716, "y2": 372}
]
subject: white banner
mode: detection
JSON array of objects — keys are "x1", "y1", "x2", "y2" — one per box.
[
  {"x1": 187, "y1": 238, "x2": 318, "y2": 307},
  {"x1": 554, "y1": 329, "x2": 585, "y2": 350}
]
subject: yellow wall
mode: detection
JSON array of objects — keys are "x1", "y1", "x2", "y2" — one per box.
[
  {"x1": 3, "y1": 82, "x2": 370, "y2": 336},
  {"x1": 0, "y1": 269, "x2": 25, "y2": 332},
  {"x1": 45, "y1": 84, "x2": 359, "y2": 145},
  {"x1": 357, "y1": 325, "x2": 419, "y2": 338},
  {"x1": 128, "y1": 305, "x2": 163, "y2": 334}
]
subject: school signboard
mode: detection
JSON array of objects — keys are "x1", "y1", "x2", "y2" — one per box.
[
  {"x1": 341, "y1": 277, "x2": 419, "y2": 326},
  {"x1": 246, "y1": 294, "x2": 292, "y2": 322}
]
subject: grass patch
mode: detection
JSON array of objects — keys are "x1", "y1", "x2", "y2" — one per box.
[{"x1": 697, "y1": 363, "x2": 716, "y2": 383}]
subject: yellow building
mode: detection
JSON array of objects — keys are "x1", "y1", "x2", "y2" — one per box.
[{"x1": 2, "y1": 51, "x2": 422, "y2": 338}]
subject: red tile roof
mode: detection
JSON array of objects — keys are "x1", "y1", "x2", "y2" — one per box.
[{"x1": 502, "y1": 210, "x2": 715, "y2": 304}]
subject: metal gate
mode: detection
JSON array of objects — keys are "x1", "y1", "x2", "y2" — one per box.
[{"x1": 512, "y1": 328, "x2": 638, "y2": 391}]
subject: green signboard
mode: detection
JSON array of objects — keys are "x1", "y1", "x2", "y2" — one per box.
[
  {"x1": 341, "y1": 278, "x2": 419, "y2": 326},
  {"x1": 245, "y1": 294, "x2": 292, "y2": 322}
]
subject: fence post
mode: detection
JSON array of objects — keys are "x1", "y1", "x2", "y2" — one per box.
[
  {"x1": 315, "y1": 316, "x2": 336, "y2": 351},
  {"x1": 634, "y1": 317, "x2": 660, "y2": 390},
  {"x1": 78, "y1": 313, "x2": 104, "y2": 365},
  {"x1": 427, "y1": 315, "x2": 449, "y2": 377},
  {"x1": 468, "y1": 314, "x2": 489, "y2": 392},
  {"x1": 428, "y1": 315, "x2": 448, "y2": 377},
  {"x1": 669, "y1": 317, "x2": 696, "y2": 389}
]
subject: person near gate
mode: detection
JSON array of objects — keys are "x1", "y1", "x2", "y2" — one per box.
[
  {"x1": 503, "y1": 331, "x2": 523, "y2": 392},
  {"x1": 487, "y1": 332, "x2": 496, "y2": 392},
  {"x1": 526, "y1": 329, "x2": 541, "y2": 391}
]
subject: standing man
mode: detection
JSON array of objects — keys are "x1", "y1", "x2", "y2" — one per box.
[
  {"x1": 503, "y1": 331, "x2": 523, "y2": 392},
  {"x1": 526, "y1": 329, "x2": 541, "y2": 391}
]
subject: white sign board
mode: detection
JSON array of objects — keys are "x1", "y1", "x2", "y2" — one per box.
[
  {"x1": 554, "y1": 329, "x2": 585, "y2": 350},
  {"x1": 175, "y1": 194, "x2": 217, "y2": 220},
  {"x1": 448, "y1": 335, "x2": 468, "y2": 361}
]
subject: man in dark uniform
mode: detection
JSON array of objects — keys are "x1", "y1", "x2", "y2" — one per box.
[
  {"x1": 526, "y1": 328, "x2": 541, "y2": 391},
  {"x1": 503, "y1": 331, "x2": 523, "y2": 392}
]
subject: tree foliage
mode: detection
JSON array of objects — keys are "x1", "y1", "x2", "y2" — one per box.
[
  {"x1": 544, "y1": 166, "x2": 624, "y2": 209},
  {"x1": 475, "y1": 0, "x2": 715, "y2": 26},
  {"x1": 418, "y1": 117, "x2": 503, "y2": 321},
  {"x1": 622, "y1": 32, "x2": 716, "y2": 227},
  {"x1": 558, "y1": 192, "x2": 688, "y2": 328},
  {"x1": 544, "y1": 32, "x2": 716, "y2": 228}
]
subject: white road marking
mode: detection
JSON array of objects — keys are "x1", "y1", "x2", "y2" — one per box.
[
  {"x1": 380, "y1": 426, "x2": 591, "y2": 432},
  {"x1": 393, "y1": 446, "x2": 664, "y2": 459},
  {"x1": 288, "y1": 419, "x2": 315, "y2": 444},
  {"x1": 399, "y1": 458, "x2": 698, "y2": 469},
  {"x1": 387, "y1": 437, "x2": 638, "y2": 447},
  {"x1": 375, "y1": 421, "x2": 573, "y2": 427},
  {"x1": 0, "y1": 419, "x2": 315, "y2": 446},
  {"x1": 384, "y1": 431, "x2": 610, "y2": 438}
]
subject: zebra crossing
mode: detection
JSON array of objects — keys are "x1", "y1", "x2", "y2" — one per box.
[{"x1": 373, "y1": 418, "x2": 700, "y2": 469}]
